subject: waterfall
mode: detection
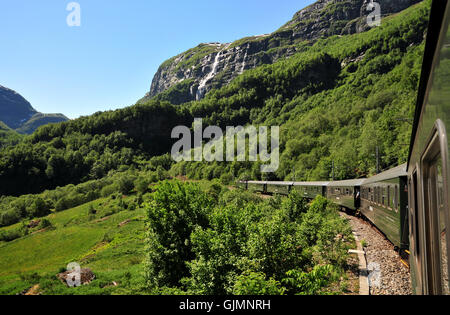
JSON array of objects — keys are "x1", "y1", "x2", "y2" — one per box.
[
  {"x1": 240, "y1": 47, "x2": 249, "y2": 74},
  {"x1": 196, "y1": 45, "x2": 229, "y2": 100}
]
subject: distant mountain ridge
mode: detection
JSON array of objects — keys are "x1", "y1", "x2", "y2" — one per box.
[
  {"x1": 141, "y1": 0, "x2": 422, "y2": 104},
  {"x1": 0, "y1": 85, "x2": 68, "y2": 134}
]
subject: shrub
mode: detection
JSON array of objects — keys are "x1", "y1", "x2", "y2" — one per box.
[
  {"x1": 156, "y1": 166, "x2": 169, "y2": 181},
  {"x1": 281, "y1": 191, "x2": 308, "y2": 222},
  {"x1": 247, "y1": 212, "x2": 307, "y2": 280},
  {"x1": 88, "y1": 204, "x2": 97, "y2": 215},
  {"x1": 186, "y1": 204, "x2": 256, "y2": 295},
  {"x1": 219, "y1": 173, "x2": 234, "y2": 185},
  {"x1": 0, "y1": 208, "x2": 21, "y2": 227},
  {"x1": 55, "y1": 198, "x2": 68, "y2": 212},
  {"x1": 38, "y1": 218, "x2": 53, "y2": 229},
  {"x1": 205, "y1": 180, "x2": 223, "y2": 200},
  {"x1": 101, "y1": 183, "x2": 119, "y2": 198},
  {"x1": 135, "y1": 177, "x2": 150, "y2": 194},
  {"x1": 233, "y1": 272, "x2": 285, "y2": 295},
  {"x1": 27, "y1": 197, "x2": 51, "y2": 218},
  {"x1": 0, "y1": 229, "x2": 23, "y2": 242},
  {"x1": 144, "y1": 181, "x2": 212, "y2": 288},
  {"x1": 282, "y1": 265, "x2": 339, "y2": 295},
  {"x1": 118, "y1": 176, "x2": 135, "y2": 195},
  {"x1": 219, "y1": 189, "x2": 262, "y2": 208}
]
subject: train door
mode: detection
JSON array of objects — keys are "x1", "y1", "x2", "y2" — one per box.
[
  {"x1": 410, "y1": 168, "x2": 425, "y2": 294},
  {"x1": 421, "y1": 123, "x2": 450, "y2": 295},
  {"x1": 355, "y1": 187, "x2": 361, "y2": 209}
]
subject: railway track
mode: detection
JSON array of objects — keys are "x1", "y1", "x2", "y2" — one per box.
[
  {"x1": 341, "y1": 211, "x2": 412, "y2": 295},
  {"x1": 353, "y1": 209, "x2": 411, "y2": 270}
]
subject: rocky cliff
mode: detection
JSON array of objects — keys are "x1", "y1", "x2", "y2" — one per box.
[
  {"x1": 0, "y1": 85, "x2": 69, "y2": 134},
  {"x1": 140, "y1": 0, "x2": 422, "y2": 104}
]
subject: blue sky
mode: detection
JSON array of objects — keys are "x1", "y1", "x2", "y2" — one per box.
[{"x1": 0, "y1": 0, "x2": 314, "y2": 119}]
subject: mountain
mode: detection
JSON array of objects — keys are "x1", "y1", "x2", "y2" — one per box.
[
  {"x1": 15, "y1": 113, "x2": 70, "y2": 135},
  {"x1": 140, "y1": 0, "x2": 422, "y2": 104},
  {"x1": 0, "y1": 0, "x2": 430, "y2": 196},
  {"x1": 0, "y1": 85, "x2": 36, "y2": 129},
  {"x1": 0, "y1": 85, "x2": 69, "y2": 134}
]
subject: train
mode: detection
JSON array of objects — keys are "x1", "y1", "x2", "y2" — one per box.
[
  {"x1": 237, "y1": 169, "x2": 408, "y2": 251},
  {"x1": 238, "y1": 0, "x2": 450, "y2": 295}
]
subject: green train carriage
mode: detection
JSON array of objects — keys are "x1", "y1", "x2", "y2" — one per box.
[
  {"x1": 327, "y1": 179, "x2": 365, "y2": 211},
  {"x1": 265, "y1": 181, "x2": 293, "y2": 195},
  {"x1": 360, "y1": 165, "x2": 409, "y2": 250},
  {"x1": 291, "y1": 182, "x2": 329, "y2": 199},
  {"x1": 407, "y1": 0, "x2": 450, "y2": 295}
]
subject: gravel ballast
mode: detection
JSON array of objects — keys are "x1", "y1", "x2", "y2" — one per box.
[{"x1": 341, "y1": 212, "x2": 412, "y2": 295}]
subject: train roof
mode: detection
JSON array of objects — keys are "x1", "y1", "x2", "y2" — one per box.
[
  {"x1": 362, "y1": 164, "x2": 407, "y2": 185},
  {"x1": 328, "y1": 179, "x2": 366, "y2": 187},
  {"x1": 292, "y1": 181, "x2": 330, "y2": 186},
  {"x1": 247, "y1": 181, "x2": 267, "y2": 185},
  {"x1": 265, "y1": 181, "x2": 294, "y2": 186}
]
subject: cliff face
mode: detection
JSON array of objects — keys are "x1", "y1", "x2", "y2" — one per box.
[
  {"x1": 0, "y1": 85, "x2": 69, "y2": 134},
  {"x1": 141, "y1": 0, "x2": 422, "y2": 104}
]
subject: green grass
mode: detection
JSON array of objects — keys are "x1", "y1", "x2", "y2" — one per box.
[{"x1": 0, "y1": 196, "x2": 148, "y2": 295}]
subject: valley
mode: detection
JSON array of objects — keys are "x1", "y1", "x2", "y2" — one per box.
[{"x1": 0, "y1": 0, "x2": 433, "y2": 296}]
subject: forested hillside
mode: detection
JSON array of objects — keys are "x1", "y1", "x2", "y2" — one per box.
[
  {"x1": 0, "y1": 85, "x2": 68, "y2": 134},
  {"x1": 143, "y1": 0, "x2": 422, "y2": 103},
  {"x1": 0, "y1": 122, "x2": 23, "y2": 149},
  {"x1": 0, "y1": 0, "x2": 430, "y2": 197},
  {"x1": 0, "y1": 0, "x2": 433, "y2": 296}
]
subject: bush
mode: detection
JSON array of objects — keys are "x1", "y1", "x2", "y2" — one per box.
[
  {"x1": 27, "y1": 197, "x2": 51, "y2": 218},
  {"x1": 205, "y1": 180, "x2": 223, "y2": 200},
  {"x1": 281, "y1": 191, "x2": 308, "y2": 222},
  {"x1": 156, "y1": 166, "x2": 169, "y2": 181},
  {"x1": 88, "y1": 204, "x2": 97, "y2": 215},
  {"x1": 0, "y1": 208, "x2": 21, "y2": 227},
  {"x1": 144, "y1": 181, "x2": 213, "y2": 288},
  {"x1": 233, "y1": 272, "x2": 285, "y2": 295},
  {"x1": 282, "y1": 265, "x2": 339, "y2": 295},
  {"x1": 55, "y1": 198, "x2": 68, "y2": 212},
  {"x1": 101, "y1": 183, "x2": 119, "y2": 198},
  {"x1": 135, "y1": 177, "x2": 150, "y2": 194},
  {"x1": 219, "y1": 173, "x2": 234, "y2": 185},
  {"x1": 143, "y1": 185, "x2": 353, "y2": 295},
  {"x1": 118, "y1": 176, "x2": 135, "y2": 195},
  {"x1": 247, "y1": 212, "x2": 307, "y2": 280},
  {"x1": 186, "y1": 204, "x2": 257, "y2": 295},
  {"x1": 38, "y1": 218, "x2": 53, "y2": 229},
  {"x1": 0, "y1": 229, "x2": 23, "y2": 242}
]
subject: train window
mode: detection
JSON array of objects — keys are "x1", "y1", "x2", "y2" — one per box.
[
  {"x1": 387, "y1": 186, "x2": 391, "y2": 208},
  {"x1": 422, "y1": 125, "x2": 449, "y2": 295},
  {"x1": 394, "y1": 186, "x2": 399, "y2": 212},
  {"x1": 380, "y1": 187, "x2": 383, "y2": 205},
  {"x1": 412, "y1": 169, "x2": 423, "y2": 293},
  {"x1": 435, "y1": 157, "x2": 449, "y2": 295}
]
